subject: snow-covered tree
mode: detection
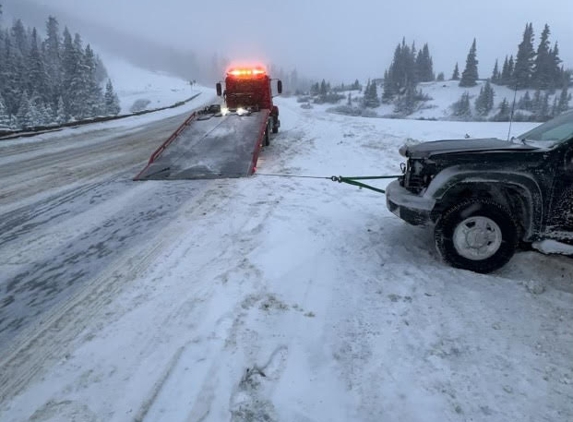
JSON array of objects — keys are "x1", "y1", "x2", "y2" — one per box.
[
  {"x1": 16, "y1": 91, "x2": 37, "y2": 129},
  {"x1": 452, "y1": 92, "x2": 471, "y2": 117},
  {"x1": 0, "y1": 93, "x2": 12, "y2": 128},
  {"x1": 474, "y1": 81, "x2": 495, "y2": 116},
  {"x1": 104, "y1": 80, "x2": 121, "y2": 116},
  {"x1": 494, "y1": 97, "x2": 510, "y2": 121}
]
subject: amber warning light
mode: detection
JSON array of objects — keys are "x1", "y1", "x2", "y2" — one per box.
[{"x1": 227, "y1": 67, "x2": 266, "y2": 77}]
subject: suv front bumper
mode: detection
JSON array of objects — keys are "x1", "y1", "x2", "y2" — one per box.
[{"x1": 386, "y1": 180, "x2": 435, "y2": 226}]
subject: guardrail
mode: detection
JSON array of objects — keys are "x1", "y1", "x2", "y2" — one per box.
[{"x1": 0, "y1": 92, "x2": 203, "y2": 141}]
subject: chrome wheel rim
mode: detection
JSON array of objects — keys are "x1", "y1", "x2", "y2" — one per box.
[{"x1": 453, "y1": 216, "x2": 502, "y2": 260}]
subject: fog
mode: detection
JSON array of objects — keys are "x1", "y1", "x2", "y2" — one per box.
[{"x1": 3, "y1": 0, "x2": 572, "y2": 85}]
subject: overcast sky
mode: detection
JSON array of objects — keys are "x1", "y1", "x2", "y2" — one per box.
[{"x1": 5, "y1": 0, "x2": 573, "y2": 83}]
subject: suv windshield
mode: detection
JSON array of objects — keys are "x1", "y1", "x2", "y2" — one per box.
[{"x1": 517, "y1": 111, "x2": 573, "y2": 148}]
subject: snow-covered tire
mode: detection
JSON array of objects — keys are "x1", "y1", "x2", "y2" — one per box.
[{"x1": 434, "y1": 198, "x2": 518, "y2": 273}]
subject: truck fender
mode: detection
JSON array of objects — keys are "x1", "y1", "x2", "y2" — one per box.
[{"x1": 425, "y1": 166, "x2": 545, "y2": 238}]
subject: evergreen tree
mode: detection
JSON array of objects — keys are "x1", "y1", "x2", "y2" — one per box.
[
  {"x1": 55, "y1": 95, "x2": 67, "y2": 124},
  {"x1": 513, "y1": 23, "x2": 535, "y2": 88},
  {"x1": 363, "y1": 79, "x2": 380, "y2": 108},
  {"x1": 319, "y1": 79, "x2": 327, "y2": 97},
  {"x1": 517, "y1": 91, "x2": 532, "y2": 111},
  {"x1": 436, "y1": 72, "x2": 445, "y2": 82},
  {"x1": 550, "y1": 42, "x2": 563, "y2": 87},
  {"x1": 557, "y1": 86, "x2": 570, "y2": 114},
  {"x1": 491, "y1": 60, "x2": 500, "y2": 84},
  {"x1": 451, "y1": 63, "x2": 460, "y2": 80},
  {"x1": 532, "y1": 24, "x2": 553, "y2": 89},
  {"x1": 382, "y1": 69, "x2": 395, "y2": 103},
  {"x1": 415, "y1": 43, "x2": 434, "y2": 82},
  {"x1": 384, "y1": 38, "x2": 417, "y2": 101},
  {"x1": 0, "y1": 92, "x2": 12, "y2": 128},
  {"x1": 459, "y1": 39, "x2": 479, "y2": 87},
  {"x1": 452, "y1": 91, "x2": 471, "y2": 117},
  {"x1": 16, "y1": 91, "x2": 35, "y2": 129},
  {"x1": 84, "y1": 44, "x2": 104, "y2": 116},
  {"x1": 531, "y1": 89, "x2": 542, "y2": 114},
  {"x1": 474, "y1": 81, "x2": 495, "y2": 116},
  {"x1": 11, "y1": 19, "x2": 28, "y2": 55},
  {"x1": 393, "y1": 85, "x2": 421, "y2": 115},
  {"x1": 27, "y1": 28, "x2": 48, "y2": 103},
  {"x1": 104, "y1": 80, "x2": 121, "y2": 116},
  {"x1": 43, "y1": 16, "x2": 62, "y2": 107},
  {"x1": 494, "y1": 98, "x2": 510, "y2": 121},
  {"x1": 536, "y1": 92, "x2": 550, "y2": 120}
]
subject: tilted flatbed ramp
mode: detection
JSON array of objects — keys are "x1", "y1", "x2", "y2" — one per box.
[{"x1": 134, "y1": 109, "x2": 270, "y2": 180}]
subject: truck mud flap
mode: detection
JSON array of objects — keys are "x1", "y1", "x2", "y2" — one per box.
[{"x1": 134, "y1": 109, "x2": 270, "y2": 180}]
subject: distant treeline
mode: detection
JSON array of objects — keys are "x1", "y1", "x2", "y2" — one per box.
[{"x1": 0, "y1": 5, "x2": 121, "y2": 130}]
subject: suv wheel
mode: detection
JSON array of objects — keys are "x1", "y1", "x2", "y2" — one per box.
[{"x1": 434, "y1": 199, "x2": 518, "y2": 273}]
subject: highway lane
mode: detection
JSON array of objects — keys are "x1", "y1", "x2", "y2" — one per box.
[{"x1": 0, "y1": 109, "x2": 212, "y2": 379}]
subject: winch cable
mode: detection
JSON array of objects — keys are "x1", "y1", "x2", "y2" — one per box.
[{"x1": 255, "y1": 173, "x2": 402, "y2": 194}]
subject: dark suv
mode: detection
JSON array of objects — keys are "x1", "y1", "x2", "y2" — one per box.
[{"x1": 386, "y1": 110, "x2": 573, "y2": 273}]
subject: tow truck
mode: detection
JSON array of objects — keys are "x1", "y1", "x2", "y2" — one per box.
[{"x1": 134, "y1": 66, "x2": 282, "y2": 180}]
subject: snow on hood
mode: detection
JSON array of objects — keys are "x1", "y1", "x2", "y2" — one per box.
[{"x1": 400, "y1": 137, "x2": 537, "y2": 159}]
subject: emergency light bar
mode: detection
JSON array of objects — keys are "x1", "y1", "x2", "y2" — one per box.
[{"x1": 227, "y1": 67, "x2": 266, "y2": 77}]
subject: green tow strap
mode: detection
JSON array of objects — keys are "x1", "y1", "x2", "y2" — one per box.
[{"x1": 330, "y1": 175, "x2": 402, "y2": 194}]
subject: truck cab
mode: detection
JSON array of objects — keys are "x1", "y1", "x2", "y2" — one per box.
[{"x1": 216, "y1": 67, "x2": 282, "y2": 136}]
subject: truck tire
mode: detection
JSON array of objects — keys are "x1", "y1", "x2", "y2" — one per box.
[
  {"x1": 434, "y1": 198, "x2": 518, "y2": 273},
  {"x1": 263, "y1": 120, "x2": 270, "y2": 147}
]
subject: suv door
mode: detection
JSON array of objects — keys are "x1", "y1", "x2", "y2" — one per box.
[{"x1": 547, "y1": 140, "x2": 573, "y2": 240}]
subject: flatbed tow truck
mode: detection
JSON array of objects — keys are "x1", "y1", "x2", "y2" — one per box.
[{"x1": 134, "y1": 66, "x2": 282, "y2": 180}]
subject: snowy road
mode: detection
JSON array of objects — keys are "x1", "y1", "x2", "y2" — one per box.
[{"x1": 1, "y1": 97, "x2": 572, "y2": 422}]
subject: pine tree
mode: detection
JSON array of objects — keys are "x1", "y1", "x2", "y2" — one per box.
[
  {"x1": 452, "y1": 92, "x2": 471, "y2": 117},
  {"x1": 363, "y1": 79, "x2": 380, "y2": 108},
  {"x1": 491, "y1": 60, "x2": 500, "y2": 84},
  {"x1": 517, "y1": 91, "x2": 532, "y2": 111},
  {"x1": 44, "y1": 16, "x2": 62, "y2": 107},
  {"x1": 382, "y1": 69, "x2": 395, "y2": 103},
  {"x1": 550, "y1": 42, "x2": 563, "y2": 87},
  {"x1": 451, "y1": 63, "x2": 460, "y2": 80},
  {"x1": 104, "y1": 80, "x2": 121, "y2": 116},
  {"x1": 55, "y1": 95, "x2": 67, "y2": 124},
  {"x1": 27, "y1": 28, "x2": 48, "y2": 104},
  {"x1": 16, "y1": 91, "x2": 35, "y2": 129},
  {"x1": 513, "y1": 23, "x2": 535, "y2": 88},
  {"x1": 0, "y1": 93, "x2": 12, "y2": 128},
  {"x1": 437, "y1": 72, "x2": 445, "y2": 82},
  {"x1": 537, "y1": 92, "x2": 550, "y2": 120},
  {"x1": 84, "y1": 44, "x2": 104, "y2": 116},
  {"x1": 557, "y1": 86, "x2": 570, "y2": 114},
  {"x1": 459, "y1": 39, "x2": 479, "y2": 87},
  {"x1": 415, "y1": 43, "x2": 434, "y2": 82},
  {"x1": 474, "y1": 81, "x2": 495, "y2": 116},
  {"x1": 494, "y1": 98, "x2": 510, "y2": 121},
  {"x1": 532, "y1": 24, "x2": 553, "y2": 89}
]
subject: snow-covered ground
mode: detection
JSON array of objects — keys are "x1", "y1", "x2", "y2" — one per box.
[
  {"x1": 0, "y1": 72, "x2": 572, "y2": 422},
  {"x1": 101, "y1": 53, "x2": 202, "y2": 114},
  {"x1": 333, "y1": 79, "x2": 569, "y2": 122}
]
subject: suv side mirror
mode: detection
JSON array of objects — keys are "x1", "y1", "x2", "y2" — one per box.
[
  {"x1": 216, "y1": 83, "x2": 222, "y2": 96},
  {"x1": 277, "y1": 80, "x2": 283, "y2": 95}
]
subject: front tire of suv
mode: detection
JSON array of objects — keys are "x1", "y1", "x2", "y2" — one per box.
[{"x1": 434, "y1": 198, "x2": 518, "y2": 273}]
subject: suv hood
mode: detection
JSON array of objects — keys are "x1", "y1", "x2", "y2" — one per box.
[{"x1": 400, "y1": 138, "x2": 537, "y2": 159}]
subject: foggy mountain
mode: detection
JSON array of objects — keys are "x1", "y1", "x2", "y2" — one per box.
[{"x1": 1, "y1": 0, "x2": 210, "y2": 82}]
